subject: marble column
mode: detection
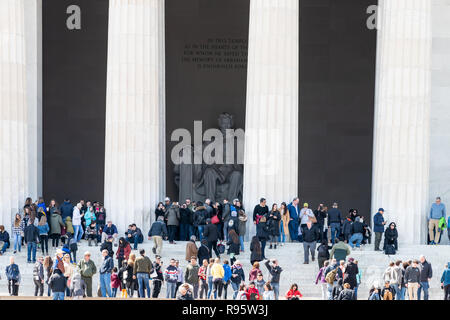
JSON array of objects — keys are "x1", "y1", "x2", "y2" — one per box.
[
  {"x1": 243, "y1": 0, "x2": 299, "y2": 239},
  {"x1": 24, "y1": 0, "x2": 43, "y2": 199},
  {"x1": 104, "y1": 0, "x2": 165, "y2": 235},
  {"x1": 428, "y1": 0, "x2": 450, "y2": 207},
  {"x1": 0, "y1": 0, "x2": 29, "y2": 226},
  {"x1": 371, "y1": 0, "x2": 432, "y2": 245}
]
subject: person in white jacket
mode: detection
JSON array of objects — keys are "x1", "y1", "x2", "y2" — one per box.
[{"x1": 72, "y1": 203, "x2": 84, "y2": 243}]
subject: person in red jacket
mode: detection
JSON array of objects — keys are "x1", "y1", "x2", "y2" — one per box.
[
  {"x1": 245, "y1": 281, "x2": 260, "y2": 300},
  {"x1": 116, "y1": 237, "x2": 131, "y2": 268},
  {"x1": 111, "y1": 267, "x2": 121, "y2": 297},
  {"x1": 285, "y1": 283, "x2": 303, "y2": 300}
]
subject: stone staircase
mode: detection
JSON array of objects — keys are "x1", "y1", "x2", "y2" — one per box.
[{"x1": 0, "y1": 239, "x2": 448, "y2": 300}]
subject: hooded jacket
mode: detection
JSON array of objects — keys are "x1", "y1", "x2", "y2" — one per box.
[
  {"x1": 165, "y1": 204, "x2": 180, "y2": 226},
  {"x1": 384, "y1": 223, "x2": 398, "y2": 244},
  {"x1": 441, "y1": 263, "x2": 450, "y2": 286},
  {"x1": 59, "y1": 201, "x2": 73, "y2": 220},
  {"x1": 70, "y1": 272, "x2": 86, "y2": 296},
  {"x1": 49, "y1": 212, "x2": 65, "y2": 235}
]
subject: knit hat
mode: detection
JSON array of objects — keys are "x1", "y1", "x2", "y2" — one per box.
[{"x1": 303, "y1": 203, "x2": 308, "y2": 207}]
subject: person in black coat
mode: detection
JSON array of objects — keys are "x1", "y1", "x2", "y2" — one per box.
[
  {"x1": 197, "y1": 239, "x2": 211, "y2": 265},
  {"x1": 383, "y1": 222, "x2": 398, "y2": 251},
  {"x1": 203, "y1": 219, "x2": 220, "y2": 258},
  {"x1": 267, "y1": 205, "x2": 281, "y2": 249},
  {"x1": 227, "y1": 229, "x2": 240, "y2": 265},
  {"x1": 250, "y1": 236, "x2": 262, "y2": 265},
  {"x1": 256, "y1": 215, "x2": 270, "y2": 260},
  {"x1": 343, "y1": 258, "x2": 359, "y2": 289},
  {"x1": 337, "y1": 283, "x2": 355, "y2": 300}
]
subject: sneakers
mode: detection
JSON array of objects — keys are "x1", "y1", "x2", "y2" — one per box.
[
  {"x1": 274, "y1": 244, "x2": 277, "y2": 249},
  {"x1": 269, "y1": 244, "x2": 273, "y2": 249},
  {"x1": 152, "y1": 247, "x2": 156, "y2": 254}
]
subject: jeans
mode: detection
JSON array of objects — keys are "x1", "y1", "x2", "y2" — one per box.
[
  {"x1": 128, "y1": 235, "x2": 140, "y2": 250},
  {"x1": 239, "y1": 236, "x2": 244, "y2": 251},
  {"x1": 179, "y1": 223, "x2": 190, "y2": 241},
  {"x1": 398, "y1": 287, "x2": 406, "y2": 300},
  {"x1": 207, "y1": 276, "x2": 213, "y2": 299},
  {"x1": 53, "y1": 292, "x2": 65, "y2": 300},
  {"x1": 330, "y1": 223, "x2": 340, "y2": 244},
  {"x1": 74, "y1": 225, "x2": 84, "y2": 242},
  {"x1": 0, "y1": 241, "x2": 8, "y2": 253},
  {"x1": 303, "y1": 241, "x2": 316, "y2": 263},
  {"x1": 288, "y1": 220, "x2": 299, "y2": 241},
  {"x1": 418, "y1": 281, "x2": 429, "y2": 300},
  {"x1": 112, "y1": 287, "x2": 118, "y2": 297},
  {"x1": 137, "y1": 273, "x2": 151, "y2": 298},
  {"x1": 349, "y1": 233, "x2": 363, "y2": 248},
  {"x1": 231, "y1": 281, "x2": 239, "y2": 299},
  {"x1": 260, "y1": 240, "x2": 266, "y2": 259},
  {"x1": 278, "y1": 223, "x2": 286, "y2": 243},
  {"x1": 391, "y1": 283, "x2": 399, "y2": 300},
  {"x1": 272, "y1": 282, "x2": 280, "y2": 300},
  {"x1": 327, "y1": 283, "x2": 333, "y2": 300},
  {"x1": 100, "y1": 272, "x2": 112, "y2": 297},
  {"x1": 27, "y1": 242, "x2": 37, "y2": 262},
  {"x1": 14, "y1": 234, "x2": 22, "y2": 252},
  {"x1": 354, "y1": 285, "x2": 359, "y2": 299},
  {"x1": 198, "y1": 225, "x2": 205, "y2": 241},
  {"x1": 166, "y1": 281, "x2": 177, "y2": 298}
]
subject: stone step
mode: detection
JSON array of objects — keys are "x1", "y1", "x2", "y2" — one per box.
[{"x1": 0, "y1": 241, "x2": 447, "y2": 299}]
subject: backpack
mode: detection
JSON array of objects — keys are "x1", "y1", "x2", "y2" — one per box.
[
  {"x1": 7, "y1": 264, "x2": 20, "y2": 281},
  {"x1": 318, "y1": 245, "x2": 329, "y2": 258},
  {"x1": 325, "y1": 268, "x2": 337, "y2": 285},
  {"x1": 385, "y1": 244, "x2": 396, "y2": 255},
  {"x1": 227, "y1": 219, "x2": 234, "y2": 228}
]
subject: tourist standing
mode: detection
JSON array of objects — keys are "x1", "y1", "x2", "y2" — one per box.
[
  {"x1": 204, "y1": 218, "x2": 220, "y2": 258},
  {"x1": 428, "y1": 197, "x2": 446, "y2": 245},
  {"x1": 116, "y1": 237, "x2": 131, "y2": 270},
  {"x1": 265, "y1": 259, "x2": 282, "y2": 300},
  {"x1": 267, "y1": 204, "x2": 281, "y2": 249},
  {"x1": 152, "y1": 255, "x2": 164, "y2": 298},
  {"x1": 405, "y1": 260, "x2": 421, "y2": 300},
  {"x1": 133, "y1": 249, "x2": 152, "y2": 298},
  {"x1": 49, "y1": 268, "x2": 66, "y2": 300},
  {"x1": 99, "y1": 249, "x2": 114, "y2": 297},
  {"x1": 6, "y1": 257, "x2": 20, "y2": 296},
  {"x1": 441, "y1": 262, "x2": 450, "y2": 300},
  {"x1": 49, "y1": 210, "x2": 65, "y2": 248},
  {"x1": 316, "y1": 260, "x2": 329, "y2": 300},
  {"x1": 37, "y1": 216, "x2": 49, "y2": 255},
  {"x1": 72, "y1": 203, "x2": 84, "y2": 243},
  {"x1": 77, "y1": 251, "x2": 97, "y2": 297},
  {"x1": 165, "y1": 258, "x2": 179, "y2": 298},
  {"x1": 327, "y1": 203, "x2": 342, "y2": 244},
  {"x1": 24, "y1": 218, "x2": 40, "y2": 263},
  {"x1": 373, "y1": 208, "x2": 386, "y2": 251},
  {"x1": 185, "y1": 256, "x2": 200, "y2": 298},
  {"x1": 238, "y1": 209, "x2": 247, "y2": 252},
  {"x1": 330, "y1": 239, "x2": 351, "y2": 264},
  {"x1": 253, "y1": 198, "x2": 269, "y2": 227},
  {"x1": 279, "y1": 202, "x2": 290, "y2": 244},
  {"x1": 302, "y1": 221, "x2": 320, "y2": 264},
  {"x1": 185, "y1": 235, "x2": 198, "y2": 262},
  {"x1": 165, "y1": 202, "x2": 180, "y2": 244},
  {"x1": 287, "y1": 198, "x2": 300, "y2": 242},
  {"x1": 12, "y1": 214, "x2": 23, "y2": 253},
  {"x1": 418, "y1": 255, "x2": 432, "y2": 300}
]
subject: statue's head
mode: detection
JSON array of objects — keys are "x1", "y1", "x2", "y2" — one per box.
[{"x1": 218, "y1": 113, "x2": 234, "y2": 130}]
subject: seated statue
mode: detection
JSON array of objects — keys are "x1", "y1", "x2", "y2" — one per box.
[{"x1": 174, "y1": 113, "x2": 243, "y2": 203}]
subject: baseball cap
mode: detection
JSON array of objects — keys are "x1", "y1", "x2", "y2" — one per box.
[
  {"x1": 303, "y1": 202, "x2": 308, "y2": 207},
  {"x1": 378, "y1": 208, "x2": 384, "y2": 212}
]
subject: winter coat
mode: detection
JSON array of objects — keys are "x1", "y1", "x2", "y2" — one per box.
[
  {"x1": 227, "y1": 237, "x2": 240, "y2": 256},
  {"x1": 49, "y1": 270, "x2": 67, "y2": 292},
  {"x1": 337, "y1": 288, "x2": 355, "y2": 300},
  {"x1": 165, "y1": 204, "x2": 180, "y2": 226},
  {"x1": 256, "y1": 221, "x2": 270, "y2": 241},
  {"x1": 231, "y1": 265, "x2": 245, "y2": 284},
  {"x1": 148, "y1": 220, "x2": 168, "y2": 238},
  {"x1": 343, "y1": 262, "x2": 359, "y2": 289},
  {"x1": 185, "y1": 241, "x2": 198, "y2": 261},
  {"x1": 193, "y1": 206, "x2": 208, "y2": 227},
  {"x1": 59, "y1": 201, "x2": 73, "y2": 220},
  {"x1": 250, "y1": 240, "x2": 262, "y2": 263},
  {"x1": 116, "y1": 241, "x2": 131, "y2": 261},
  {"x1": 37, "y1": 223, "x2": 49, "y2": 236},
  {"x1": 77, "y1": 259, "x2": 97, "y2": 278},
  {"x1": 441, "y1": 264, "x2": 450, "y2": 286},
  {"x1": 185, "y1": 263, "x2": 200, "y2": 285},
  {"x1": 49, "y1": 213, "x2": 65, "y2": 235},
  {"x1": 267, "y1": 210, "x2": 281, "y2": 236},
  {"x1": 72, "y1": 207, "x2": 82, "y2": 226},
  {"x1": 373, "y1": 212, "x2": 385, "y2": 233},
  {"x1": 419, "y1": 260, "x2": 433, "y2": 282},
  {"x1": 384, "y1": 223, "x2": 398, "y2": 245},
  {"x1": 265, "y1": 260, "x2": 282, "y2": 284},
  {"x1": 197, "y1": 244, "x2": 210, "y2": 264},
  {"x1": 238, "y1": 212, "x2": 248, "y2": 236},
  {"x1": 203, "y1": 223, "x2": 219, "y2": 242},
  {"x1": 70, "y1": 272, "x2": 86, "y2": 296},
  {"x1": 180, "y1": 207, "x2": 193, "y2": 225},
  {"x1": 64, "y1": 217, "x2": 74, "y2": 235},
  {"x1": 24, "y1": 224, "x2": 40, "y2": 243}
]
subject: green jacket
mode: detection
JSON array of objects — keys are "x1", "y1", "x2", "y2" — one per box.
[
  {"x1": 133, "y1": 255, "x2": 153, "y2": 275},
  {"x1": 78, "y1": 259, "x2": 97, "y2": 278},
  {"x1": 184, "y1": 263, "x2": 200, "y2": 285},
  {"x1": 49, "y1": 213, "x2": 65, "y2": 235},
  {"x1": 330, "y1": 241, "x2": 351, "y2": 261},
  {"x1": 439, "y1": 217, "x2": 447, "y2": 230}
]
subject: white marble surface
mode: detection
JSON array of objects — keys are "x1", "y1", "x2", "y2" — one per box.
[
  {"x1": 0, "y1": 0, "x2": 30, "y2": 226},
  {"x1": 372, "y1": 0, "x2": 432, "y2": 245},
  {"x1": 243, "y1": 0, "x2": 299, "y2": 239},
  {"x1": 429, "y1": 0, "x2": 450, "y2": 205},
  {"x1": 104, "y1": 0, "x2": 166, "y2": 235}
]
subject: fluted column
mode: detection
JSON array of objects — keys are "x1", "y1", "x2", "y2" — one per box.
[
  {"x1": 104, "y1": 0, "x2": 165, "y2": 235},
  {"x1": 428, "y1": 0, "x2": 450, "y2": 204},
  {"x1": 0, "y1": 0, "x2": 29, "y2": 227},
  {"x1": 371, "y1": 0, "x2": 432, "y2": 245},
  {"x1": 243, "y1": 0, "x2": 298, "y2": 238}
]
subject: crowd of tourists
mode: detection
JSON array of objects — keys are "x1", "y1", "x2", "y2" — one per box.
[{"x1": 0, "y1": 196, "x2": 448, "y2": 300}]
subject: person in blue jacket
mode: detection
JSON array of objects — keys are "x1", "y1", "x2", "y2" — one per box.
[
  {"x1": 221, "y1": 260, "x2": 232, "y2": 299},
  {"x1": 59, "y1": 199, "x2": 74, "y2": 221},
  {"x1": 441, "y1": 262, "x2": 450, "y2": 300},
  {"x1": 373, "y1": 208, "x2": 386, "y2": 251},
  {"x1": 0, "y1": 225, "x2": 10, "y2": 255},
  {"x1": 287, "y1": 198, "x2": 300, "y2": 242}
]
